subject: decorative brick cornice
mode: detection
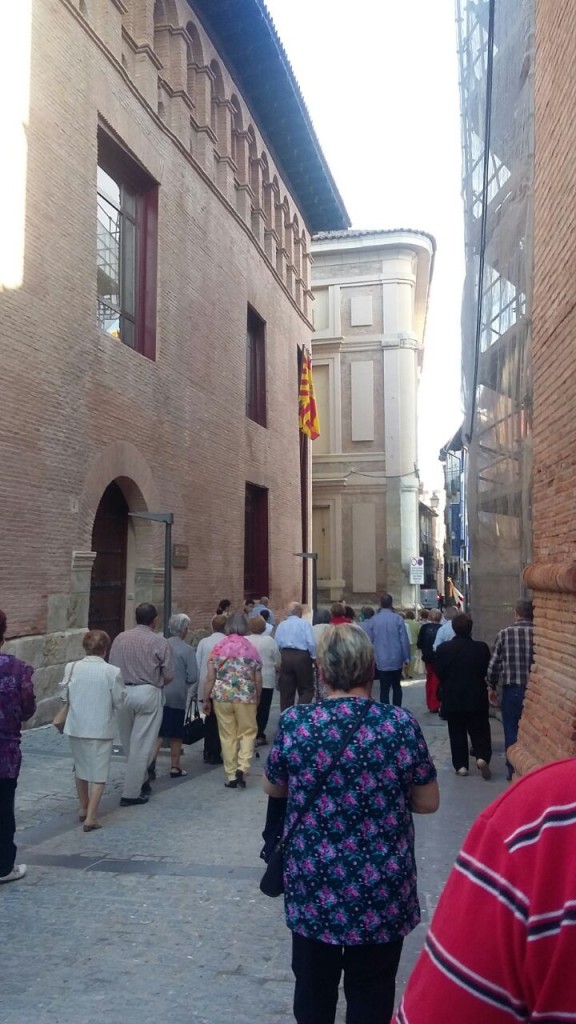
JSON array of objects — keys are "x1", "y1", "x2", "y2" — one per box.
[{"x1": 523, "y1": 560, "x2": 576, "y2": 593}]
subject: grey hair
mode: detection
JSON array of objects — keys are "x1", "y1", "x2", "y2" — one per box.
[
  {"x1": 224, "y1": 612, "x2": 249, "y2": 636},
  {"x1": 317, "y1": 624, "x2": 375, "y2": 692},
  {"x1": 168, "y1": 613, "x2": 191, "y2": 637}
]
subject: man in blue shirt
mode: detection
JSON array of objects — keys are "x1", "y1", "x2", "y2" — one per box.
[
  {"x1": 275, "y1": 602, "x2": 317, "y2": 710},
  {"x1": 364, "y1": 593, "x2": 410, "y2": 705}
]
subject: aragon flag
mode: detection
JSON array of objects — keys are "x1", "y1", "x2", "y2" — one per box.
[{"x1": 298, "y1": 349, "x2": 320, "y2": 440}]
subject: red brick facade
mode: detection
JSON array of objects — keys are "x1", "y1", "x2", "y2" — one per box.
[
  {"x1": 511, "y1": 0, "x2": 576, "y2": 772},
  {"x1": 1, "y1": 0, "x2": 337, "y2": 720}
]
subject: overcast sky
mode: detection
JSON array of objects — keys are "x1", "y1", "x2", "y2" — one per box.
[{"x1": 265, "y1": 0, "x2": 464, "y2": 490}]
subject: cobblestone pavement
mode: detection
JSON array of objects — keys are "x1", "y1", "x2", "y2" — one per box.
[{"x1": 3, "y1": 680, "x2": 508, "y2": 1024}]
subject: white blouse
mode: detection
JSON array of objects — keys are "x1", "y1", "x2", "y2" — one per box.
[
  {"x1": 246, "y1": 634, "x2": 281, "y2": 689},
  {"x1": 61, "y1": 656, "x2": 126, "y2": 739}
]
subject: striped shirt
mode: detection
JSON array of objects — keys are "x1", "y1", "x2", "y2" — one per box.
[
  {"x1": 395, "y1": 759, "x2": 576, "y2": 1024},
  {"x1": 486, "y1": 619, "x2": 534, "y2": 688},
  {"x1": 109, "y1": 625, "x2": 174, "y2": 688}
]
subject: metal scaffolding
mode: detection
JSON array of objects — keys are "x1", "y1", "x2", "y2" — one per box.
[{"x1": 456, "y1": 0, "x2": 534, "y2": 641}]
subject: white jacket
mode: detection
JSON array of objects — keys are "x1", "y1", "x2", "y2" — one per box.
[{"x1": 61, "y1": 656, "x2": 125, "y2": 739}]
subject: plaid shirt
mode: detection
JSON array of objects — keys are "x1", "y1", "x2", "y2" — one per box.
[
  {"x1": 109, "y1": 625, "x2": 174, "y2": 688},
  {"x1": 486, "y1": 619, "x2": 534, "y2": 689}
]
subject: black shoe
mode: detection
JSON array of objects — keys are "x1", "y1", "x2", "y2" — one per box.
[
  {"x1": 120, "y1": 796, "x2": 149, "y2": 806},
  {"x1": 236, "y1": 770, "x2": 246, "y2": 789},
  {"x1": 140, "y1": 780, "x2": 152, "y2": 796},
  {"x1": 224, "y1": 780, "x2": 238, "y2": 789}
]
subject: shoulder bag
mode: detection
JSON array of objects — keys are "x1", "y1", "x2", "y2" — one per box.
[
  {"x1": 182, "y1": 696, "x2": 205, "y2": 745},
  {"x1": 52, "y1": 663, "x2": 75, "y2": 734},
  {"x1": 260, "y1": 698, "x2": 373, "y2": 898}
]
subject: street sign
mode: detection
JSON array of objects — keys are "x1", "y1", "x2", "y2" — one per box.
[{"x1": 409, "y1": 556, "x2": 425, "y2": 585}]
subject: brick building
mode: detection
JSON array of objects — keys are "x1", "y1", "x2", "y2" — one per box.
[
  {"x1": 310, "y1": 229, "x2": 435, "y2": 609},
  {"x1": 512, "y1": 0, "x2": 576, "y2": 772},
  {"x1": 1, "y1": 0, "x2": 348, "y2": 721}
]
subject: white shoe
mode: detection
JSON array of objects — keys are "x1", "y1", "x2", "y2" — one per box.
[
  {"x1": 476, "y1": 759, "x2": 492, "y2": 780},
  {"x1": 456, "y1": 767, "x2": 469, "y2": 776},
  {"x1": 0, "y1": 864, "x2": 27, "y2": 884}
]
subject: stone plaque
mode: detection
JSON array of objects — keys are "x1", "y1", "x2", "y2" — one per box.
[{"x1": 172, "y1": 544, "x2": 189, "y2": 569}]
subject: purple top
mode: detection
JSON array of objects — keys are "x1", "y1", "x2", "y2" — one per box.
[{"x1": 0, "y1": 654, "x2": 36, "y2": 779}]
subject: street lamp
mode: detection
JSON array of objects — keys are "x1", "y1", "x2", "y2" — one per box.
[
  {"x1": 294, "y1": 551, "x2": 318, "y2": 618},
  {"x1": 129, "y1": 511, "x2": 174, "y2": 637}
]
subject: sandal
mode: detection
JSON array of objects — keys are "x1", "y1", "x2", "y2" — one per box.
[
  {"x1": 83, "y1": 823, "x2": 102, "y2": 833},
  {"x1": 79, "y1": 812, "x2": 88, "y2": 822},
  {"x1": 169, "y1": 768, "x2": 187, "y2": 778}
]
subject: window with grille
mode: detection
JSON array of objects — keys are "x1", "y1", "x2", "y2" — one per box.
[
  {"x1": 246, "y1": 306, "x2": 267, "y2": 426},
  {"x1": 244, "y1": 483, "x2": 270, "y2": 598},
  {"x1": 97, "y1": 127, "x2": 158, "y2": 359}
]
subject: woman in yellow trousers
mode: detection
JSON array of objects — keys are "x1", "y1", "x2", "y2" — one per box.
[{"x1": 203, "y1": 613, "x2": 262, "y2": 789}]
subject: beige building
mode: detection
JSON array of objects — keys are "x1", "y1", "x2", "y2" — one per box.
[
  {"x1": 0, "y1": 0, "x2": 348, "y2": 722},
  {"x1": 311, "y1": 229, "x2": 434, "y2": 608}
]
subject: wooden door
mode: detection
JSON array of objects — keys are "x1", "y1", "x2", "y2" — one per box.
[{"x1": 89, "y1": 482, "x2": 128, "y2": 641}]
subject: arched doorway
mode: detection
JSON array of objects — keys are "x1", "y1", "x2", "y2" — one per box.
[{"x1": 89, "y1": 482, "x2": 129, "y2": 640}]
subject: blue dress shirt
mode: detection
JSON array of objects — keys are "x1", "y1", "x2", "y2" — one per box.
[
  {"x1": 364, "y1": 609, "x2": 410, "y2": 671},
  {"x1": 433, "y1": 621, "x2": 455, "y2": 651},
  {"x1": 274, "y1": 616, "x2": 317, "y2": 658}
]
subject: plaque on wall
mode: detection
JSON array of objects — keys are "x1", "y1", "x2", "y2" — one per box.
[{"x1": 172, "y1": 544, "x2": 189, "y2": 569}]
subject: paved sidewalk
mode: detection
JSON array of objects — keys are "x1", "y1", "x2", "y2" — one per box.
[{"x1": 3, "y1": 681, "x2": 508, "y2": 1024}]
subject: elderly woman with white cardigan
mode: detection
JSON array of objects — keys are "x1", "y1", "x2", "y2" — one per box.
[{"x1": 61, "y1": 629, "x2": 125, "y2": 832}]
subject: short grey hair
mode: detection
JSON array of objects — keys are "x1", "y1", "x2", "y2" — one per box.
[
  {"x1": 168, "y1": 613, "x2": 191, "y2": 637},
  {"x1": 287, "y1": 602, "x2": 302, "y2": 617},
  {"x1": 225, "y1": 612, "x2": 249, "y2": 636},
  {"x1": 317, "y1": 625, "x2": 375, "y2": 692}
]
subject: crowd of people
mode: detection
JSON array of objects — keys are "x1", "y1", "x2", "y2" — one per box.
[{"x1": 2, "y1": 590, "x2": 556, "y2": 1024}]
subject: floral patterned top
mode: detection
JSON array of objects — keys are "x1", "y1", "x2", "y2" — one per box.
[
  {"x1": 209, "y1": 635, "x2": 262, "y2": 704},
  {"x1": 0, "y1": 654, "x2": 36, "y2": 779},
  {"x1": 265, "y1": 697, "x2": 436, "y2": 945}
]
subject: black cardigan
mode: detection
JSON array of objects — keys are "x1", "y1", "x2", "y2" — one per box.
[{"x1": 434, "y1": 636, "x2": 491, "y2": 714}]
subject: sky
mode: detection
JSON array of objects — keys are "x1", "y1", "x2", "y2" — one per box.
[{"x1": 264, "y1": 0, "x2": 465, "y2": 491}]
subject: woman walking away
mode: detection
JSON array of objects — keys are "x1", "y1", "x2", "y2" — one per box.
[
  {"x1": 0, "y1": 610, "x2": 36, "y2": 884},
  {"x1": 203, "y1": 613, "x2": 262, "y2": 789},
  {"x1": 247, "y1": 615, "x2": 281, "y2": 746},
  {"x1": 264, "y1": 624, "x2": 439, "y2": 1024},
  {"x1": 150, "y1": 613, "x2": 197, "y2": 778},
  {"x1": 434, "y1": 613, "x2": 492, "y2": 779},
  {"x1": 61, "y1": 630, "x2": 125, "y2": 831}
]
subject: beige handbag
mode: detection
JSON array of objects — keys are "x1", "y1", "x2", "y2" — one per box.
[{"x1": 52, "y1": 664, "x2": 74, "y2": 734}]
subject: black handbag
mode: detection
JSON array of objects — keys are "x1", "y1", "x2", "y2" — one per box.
[
  {"x1": 182, "y1": 697, "x2": 205, "y2": 745},
  {"x1": 259, "y1": 699, "x2": 373, "y2": 898}
]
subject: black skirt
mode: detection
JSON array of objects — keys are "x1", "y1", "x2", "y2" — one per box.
[{"x1": 159, "y1": 705, "x2": 185, "y2": 739}]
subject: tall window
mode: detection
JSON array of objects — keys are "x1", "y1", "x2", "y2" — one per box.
[
  {"x1": 246, "y1": 305, "x2": 267, "y2": 426},
  {"x1": 97, "y1": 127, "x2": 158, "y2": 359},
  {"x1": 244, "y1": 483, "x2": 269, "y2": 598}
]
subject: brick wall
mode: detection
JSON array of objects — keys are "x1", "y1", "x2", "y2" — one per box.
[
  {"x1": 512, "y1": 0, "x2": 576, "y2": 772},
  {"x1": 0, "y1": 0, "x2": 314, "y2": 719}
]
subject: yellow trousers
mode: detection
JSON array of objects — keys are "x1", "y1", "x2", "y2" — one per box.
[{"x1": 213, "y1": 701, "x2": 257, "y2": 781}]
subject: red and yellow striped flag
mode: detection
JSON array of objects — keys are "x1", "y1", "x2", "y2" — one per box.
[{"x1": 299, "y1": 349, "x2": 320, "y2": 440}]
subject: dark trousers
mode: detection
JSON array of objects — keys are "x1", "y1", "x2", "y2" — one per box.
[
  {"x1": 447, "y1": 712, "x2": 492, "y2": 771},
  {"x1": 291, "y1": 931, "x2": 403, "y2": 1024},
  {"x1": 279, "y1": 650, "x2": 314, "y2": 711},
  {"x1": 0, "y1": 778, "x2": 18, "y2": 877},
  {"x1": 377, "y1": 669, "x2": 403, "y2": 706},
  {"x1": 501, "y1": 686, "x2": 525, "y2": 778},
  {"x1": 256, "y1": 687, "x2": 274, "y2": 738},
  {"x1": 203, "y1": 701, "x2": 222, "y2": 762}
]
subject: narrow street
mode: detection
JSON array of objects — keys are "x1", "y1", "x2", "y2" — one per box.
[{"x1": 2, "y1": 683, "x2": 507, "y2": 1024}]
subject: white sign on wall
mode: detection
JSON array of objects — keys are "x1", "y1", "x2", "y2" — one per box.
[{"x1": 409, "y1": 556, "x2": 425, "y2": 585}]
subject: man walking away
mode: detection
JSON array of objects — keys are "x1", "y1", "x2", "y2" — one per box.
[
  {"x1": 364, "y1": 594, "x2": 410, "y2": 706},
  {"x1": 417, "y1": 610, "x2": 442, "y2": 713},
  {"x1": 487, "y1": 598, "x2": 534, "y2": 781},
  {"x1": 432, "y1": 605, "x2": 458, "y2": 652},
  {"x1": 434, "y1": 614, "x2": 492, "y2": 779},
  {"x1": 110, "y1": 603, "x2": 174, "y2": 805},
  {"x1": 274, "y1": 602, "x2": 316, "y2": 711}
]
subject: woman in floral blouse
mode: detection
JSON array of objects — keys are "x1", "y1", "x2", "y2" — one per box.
[
  {"x1": 203, "y1": 612, "x2": 262, "y2": 789},
  {"x1": 264, "y1": 624, "x2": 439, "y2": 1024}
]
